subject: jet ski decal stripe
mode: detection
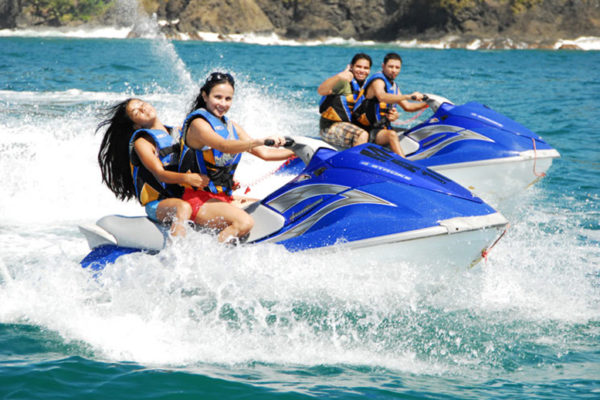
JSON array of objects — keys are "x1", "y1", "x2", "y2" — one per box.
[
  {"x1": 407, "y1": 125, "x2": 495, "y2": 161},
  {"x1": 407, "y1": 124, "x2": 463, "y2": 141},
  {"x1": 266, "y1": 184, "x2": 349, "y2": 213},
  {"x1": 267, "y1": 188, "x2": 395, "y2": 242}
]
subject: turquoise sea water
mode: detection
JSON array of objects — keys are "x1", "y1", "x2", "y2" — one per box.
[{"x1": 0, "y1": 35, "x2": 599, "y2": 399}]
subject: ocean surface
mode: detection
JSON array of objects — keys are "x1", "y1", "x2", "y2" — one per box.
[{"x1": 1, "y1": 25, "x2": 599, "y2": 400}]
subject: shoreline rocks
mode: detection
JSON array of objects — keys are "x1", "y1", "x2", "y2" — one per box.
[{"x1": 1, "y1": 0, "x2": 598, "y2": 50}]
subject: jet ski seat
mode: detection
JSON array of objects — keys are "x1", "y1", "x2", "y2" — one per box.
[
  {"x1": 244, "y1": 202, "x2": 286, "y2": 242},
  {"x1": 398, "y1": 135, "x2": 420, "y2": 156},
  {"x1": 79, "y1": 215, "x2": 168, "y2": 252}
]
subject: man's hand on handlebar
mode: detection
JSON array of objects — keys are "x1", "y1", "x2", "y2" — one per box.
[{"x1": 409, "y1": 92, "x2": 427, "y2": 102}]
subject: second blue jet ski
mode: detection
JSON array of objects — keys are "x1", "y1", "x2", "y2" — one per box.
[
  {"x1": 284, "y1": 95, "x2": 560, "y2": 203},
  {"x1": 399, "y1": 95, "x2": 560, "y2": 202}
]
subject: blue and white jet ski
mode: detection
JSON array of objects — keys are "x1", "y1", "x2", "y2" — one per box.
[
  {"x1": 79, "y1": 137, "x2": 508, "y2": 270},
  {"x1": 286, "y1": 95, "x2": 560, "y2": 203},
  {"x1": 402, "y1": 94, "x2": 560, "y2": 202}
]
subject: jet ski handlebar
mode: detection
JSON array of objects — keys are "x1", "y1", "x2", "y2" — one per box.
[
  {"x1": 263, "y1": 137, "x2": 296, "y2": 147},
  {"x1": 263, "y1": 136, "x2": 334, "y2": 165},
  {"x1": 420, "y1": 93, "x2": 454, "y2": 112},
  {"x1": 411, "y1": 94, "x2": 430, "y2": 101}
]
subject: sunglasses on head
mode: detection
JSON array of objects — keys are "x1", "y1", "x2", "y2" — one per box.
[{"x1": 207, "y1": 72, "x2": 235, "y2": 85}]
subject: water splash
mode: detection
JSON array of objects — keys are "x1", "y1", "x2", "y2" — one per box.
[
  {"x1": 2, "y1": 185, "x2": 598, "y2": 374},
  {"x1": 1, "y1": 203, "x2": 597, "y2": 377},
  {"x1": 116, "y1": 0, "x2": 195, "y2": 95}
]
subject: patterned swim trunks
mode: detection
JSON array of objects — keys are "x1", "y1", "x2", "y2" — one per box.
[{"x1": 320, "y1": 122, "x2": 367, "y2": 149}]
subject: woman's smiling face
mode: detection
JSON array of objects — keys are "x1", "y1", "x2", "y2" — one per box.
[{"x1": 202, "y1": 82, "x2": 234, "y2": 118}]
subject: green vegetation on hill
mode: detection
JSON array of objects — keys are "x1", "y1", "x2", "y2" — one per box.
[
  {"x1": 23, "y1": 0, "x2": 113, "y2": 25},
  {"x1": 437, "y1": 0, "x2": 542, "y2": 14}
]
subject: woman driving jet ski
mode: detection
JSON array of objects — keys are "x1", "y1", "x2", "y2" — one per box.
[{"x1": 178, "y1": 72, "x2": 294, "y2": 243}]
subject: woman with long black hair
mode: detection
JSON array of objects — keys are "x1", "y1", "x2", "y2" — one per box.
[{"x1": 97, "y1": 98, "x2": 208, "y2": 237}]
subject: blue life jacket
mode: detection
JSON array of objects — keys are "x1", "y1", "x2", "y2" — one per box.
[
  {"x1": 352, "y1": 72, "x2": 399, "y2": 129},
  {"x1": 128, "y1": 127, "x2": 182, "y2": 205},
  {"x1": 319, "y1": 79, "x2": 363, "y2": 123},
  {"x1": 179, "y1": 108, "x2": 241, "y2": 196}
]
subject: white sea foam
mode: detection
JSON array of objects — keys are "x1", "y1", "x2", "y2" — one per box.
[
  {"x1": 0, "y1": 26, "x2": 132, "y2": 39},
  {"x1": 394, "y1": 38, "x2": 448, "y2": 50},
  {"x1": 0, "y1": 226, "x2": 442, "y2": 371},
  {"x1": 4, "y1": 25, "x2": 598, "y2": 50},
  {"x1": 0, "y1": 89, "x2": 126, "y2": 103},
  {"x1": 163, "y1": 31, "x2": 600, "y2": 51},
  {"x1": 554, "y1": 36, "x2": 600, "y2": 50}
]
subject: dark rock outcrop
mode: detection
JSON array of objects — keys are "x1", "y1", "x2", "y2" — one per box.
[
  {"x1": 161, "y1": 0, "x2": 600, "y2": 47},
  {"x1": 0, "y1": 0, "x2": 21, "y2": 29},
  {"x1": 164, "y1": 0, "x2": 273, "y2": 35}
]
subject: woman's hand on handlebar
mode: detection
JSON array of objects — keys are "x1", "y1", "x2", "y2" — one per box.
[{"x1": 263, "y1": 136, "x2": 288, "y2": 147}]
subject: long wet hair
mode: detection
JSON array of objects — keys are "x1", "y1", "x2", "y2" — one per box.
[
  {"x1": 188, "y1": 72, "x2": 235, "y2": 114},
  {"x1": 96, "y1": 98, "x2": 137, "y2": 200}
]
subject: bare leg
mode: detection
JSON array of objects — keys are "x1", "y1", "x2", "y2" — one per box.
[
  {"x1": 353, "y1": 130, "x2": 369, "y2": 146},
  {"x1": 156, "y1": 198, "x2": 193, "y2": 237},
  {"x1": 194, "y1": 199, "x2": 254, "y2": 242},
  {"x1": 376, "y1": 129, "x2": 405, "y2": 158}
]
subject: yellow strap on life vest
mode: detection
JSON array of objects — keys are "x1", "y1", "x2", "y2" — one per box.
[
  {"x1": 140, "y1": 184, "x2": 160, "y2": 205},
  {"x1": 321, "y1": 107, "x2": 343, "y2": 122}
]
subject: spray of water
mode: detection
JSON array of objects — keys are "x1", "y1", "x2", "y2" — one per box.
[
  {"x1": 115, "y1": 0, "x2": 195, "y2": 96},
  {"x1": 1, "y1": 192, "x2": 597, "y2": 376}
]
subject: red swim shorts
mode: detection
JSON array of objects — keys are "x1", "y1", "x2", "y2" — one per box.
[{"x1": 182, "y1": 188, "x2": 233, "y2": 221}]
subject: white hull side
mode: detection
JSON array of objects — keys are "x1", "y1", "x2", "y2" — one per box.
[
  {"x1": 300, "y1": 213, "x2": 508, "y2": 269},
  {"x1": 428, "y1": 150, "x2": 559, "y2": 203}
]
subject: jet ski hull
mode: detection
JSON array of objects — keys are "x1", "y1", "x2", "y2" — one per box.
[
  {"x1": 295, "y1": 212, "x2": 507, "y2": 268},
  {"x1": 80, "y1": 212, "x2": 507, "y2": 270},
  {"x1": 429, "y1": 149, "x2": 559, "y2": 202}
]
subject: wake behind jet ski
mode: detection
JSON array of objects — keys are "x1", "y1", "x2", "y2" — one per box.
[{"x1": 80, "y1": 137, "x2": 508, "y2": 271}]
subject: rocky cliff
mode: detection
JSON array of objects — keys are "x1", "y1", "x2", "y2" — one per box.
[{"x1": 1, "y1": 0, "x2": 599, "y2": 48}]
